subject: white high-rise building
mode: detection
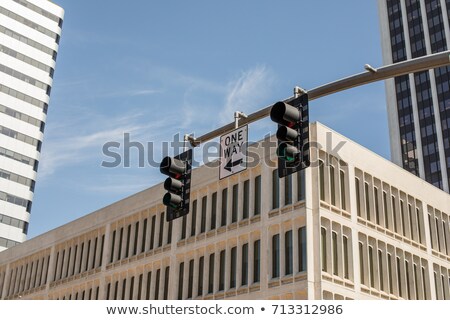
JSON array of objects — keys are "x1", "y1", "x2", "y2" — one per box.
[
  {"x1": 0, "y1": 0, "x2": 64, "y2": 251},
  {"x1": 378, "y1": 0, "x2": 450, "y2": 192}
]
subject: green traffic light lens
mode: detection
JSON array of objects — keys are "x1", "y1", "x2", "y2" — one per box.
[{"x1": 277, "y1": 143, "x2": 297, "y2": 163}]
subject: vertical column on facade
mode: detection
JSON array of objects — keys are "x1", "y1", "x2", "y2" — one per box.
[
  {"x1": 29, "y1": 259, "x2": 37, "y2": 290},
  {"x1": 237, "y1": 174, "x2": 243, "y2": 222},
  {"x1": 203, "y1": 252, "x2": 210, "y2": 296},
  {"x1": 259, "y1": 161, "x2": 271, "y2": 292},
  {"x1": 182, "y1": 258, "x2": 189, "y2": 299},
  {"x1": 21, "y1": 263, "x2": 30, "y2": 293},
  {"x1": 6, "y1": 267, "x2": 15, "y2": 297},
  {"x1": 248, "y1": 234, "x2": 254, "y2": 286},
  {"x1": 1, "y1": 264, "x2": 10, "y2": 298},
  {"x1": 26, "y1": 262, "x2": 34, "y2": 292},
  {"x1": 35, "y1": 257, "x2": 43, "y2": 288},
  {"x1": 236, "y1": 239, "x2": 243, "y2": 289},
  {"x1": 18, "y1": 265, "x2": 26, "y2": 295},
  {"x1": 192, "y1": 253, "x2": 200, "y2": 299},
  {"x1": 53, "y1": 249, "x2": 61, "y2": 282},
  {"x1": 125, "y1": 272, "x2": 132, "y2": 300},
  {"x1": 61, "y1": 246, "x2": 70, "y2": 279},
  {"x1": 69, "y1": 243, "x2": 77, "y2": 277},
  {"x1": 293, "y1": 221, "x2": 300, "y2": 275},
  {"x1": 280, "y1": 224, "x2": 286, "y2": 278},
  {"x1": 213, "y1": 248, "x2": 220, "y2": 294},
  {"x1": 149, "y1": 267, "x2": 156, "y2": 299},
  {"x1": 45, "y1": 246, "x2": 56, "y2": 295},
  {"x1": 205, "y1": 187, "x2": 212, "y2": 232},
  {"x1": 224, "y1": 243, "x2": 231, "y2": 292},
  {"x1": 306, "y1": 128, "x2": 322, "y2": 299},
  {"x1": 82, "y1": 237, "x2": 90, "y2": 272}
]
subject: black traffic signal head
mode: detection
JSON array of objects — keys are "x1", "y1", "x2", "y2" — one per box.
[
  {"x1": 160, "y1": 149, "x2": 192, "y2": 221},
  {"x1": 270, "y1": 94, "x2": 310, "y2": 178}
]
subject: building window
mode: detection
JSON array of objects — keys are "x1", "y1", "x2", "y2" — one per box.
[
  {"x1": 374, "y1": 187, "x2": 380, "y2": 225},
  {"x1": 383, "y1": 192, "x2": 389, "y2": 230},
  {"x1": 221, "y1": 188, "x2": 227, "y2": 227},
  {"x1": 405, "y1": 261, "x2": 411, "y2": 299},
  {"x1": 241, "y1": 243, "x2": 248, "y2": 286},
  {"x1": 359, "y1": 242, "x2": 365, "y2": 285},
  {"x1": 343, "y1": 235, "x2": 349, "y2": 279},
  {"x1": 243, "y1": 180, "x2": 249, "y2": 219},
  {"x1": 330, "y1": 166, "x2": 336, "y2": 206},
  {"x1": 211, "y1": 192, "x2": 217, "y2": 230},
  {"x1": 365, "y1": 183, "x2": 371, "y2": 221},
  {"x1": 298, "y1": 227, "x2": 307, "y2": 272},
  {"x1": 321, "y1": 227, "x2": 327, "y2": 272},
  {"x1": 355, "y1": 178, "x2": 361, "y2": 216},
  {"x1": 181, "y1": 215, "x2": 187, "y2": 240},
  {"x1": 400, "y1": 200, "x2": 406, "y2": 237},
  {"x1": 110, "y1": 231, "x2": 116, "y2": 263},
  {"x1": 163, "y1": 266, "x2": 170, "y2": 300},
  {"x1": 201, "y1": 196, "x2": 207, "y2": 234},
  {"x1": 198, "y1": 256, "x2": 204, "y2": 297},
  {"x1": 332, "y1": 232, "x2": 338, "y2": 276},
  {"x1": 416, "y1": 208, "x2": 422, "y2": 245},
  {"x1": 297, "y1": 170, "x2": 305, "y2": 201},
  {"x1": 167, "y1": 220, "x2": 172, "y2": 244},
  {"x1": 391, "y1": 196, "x2": 398, "y2": 233},
  {"x1": 285, "y1": 230, "x2": 293, "y2": 275},
  {"x1": 319, "y1": 160, "x2": 325, "y2": 201},
  {"x1": 397, "y1": 257, "x2": 402, "y2": 298},
  {"x1": 272, "y1": 169, "x2": 279, "y2": 209},
  {"x1": 188, "y1": 259, "x2": 194, "y2": 299},
  {"x1": 208, "y1": 253, "x2": 215, "y2": 294},
  {"x1": 230, "y1": 246, "x2": 237, "y2": 288},
  {"x1": 368, "y1": 246, "x2": 375, "y2": 288},
  {"x1": 284, "y1": 174, "x2": 292, "y2": 205},
  {"x1": 133, "y1": 222, "x2": 139, "y2": 256},
  {"x1": 232, "y1": 184, "x2": 238, "y2": 223},
  {"x1": 378, "y1": 250, "x2": 384, "y2": 292},
  {"x1": 158, "y1": 212, "x2": 164, "y2": 247},
  {"x1": 191, "y1": 200, "x2": 197, "y2": 237},
  {"x1": 219, "y1": 250, "x2": 225, "y2": 291},
  {"x1": 272, "y1": 234, "x2": 280, "y2": 278},
  {"x1": 253, "y1": 240, "x2": 260, "y2": 283},
  {"x1": 340, "y1": 170, "x2": 346, "y2": 210},
  {"x1": 178, "y1": 262, "x2": 184, "y2": 300},
  {"x1": 254, "y1": 175, "x2": 261, "y2": 215},
  {"x1": 154, "y1": 269, "x2": 160, "y2": 300},
  {"x1": 150, "y1": 216, "x2": 156, "y2": 249},
  {"x1": 387, "y1": 254, "x2": 393, "y2": 294}
]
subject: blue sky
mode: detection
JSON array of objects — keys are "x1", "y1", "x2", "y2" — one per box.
[{"x1": 29, "y1": 0, "x2": 388, "y2": 238}]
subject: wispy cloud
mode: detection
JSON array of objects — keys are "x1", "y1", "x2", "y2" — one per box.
[{"x1": 220, "y1": 65, "x2": 275, "y2": 124}]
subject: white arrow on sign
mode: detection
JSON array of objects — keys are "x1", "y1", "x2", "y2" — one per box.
[{"x1": 219, "y1": 125, "x2": 248, "y2": 180}]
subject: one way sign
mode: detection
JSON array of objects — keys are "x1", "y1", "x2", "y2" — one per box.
[{"x1": 219, "y1": 125, "x2": 248, "y2": 179}]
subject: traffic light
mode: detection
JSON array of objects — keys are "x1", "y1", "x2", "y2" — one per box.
[
  {"x1": 160, "y1": 149, "x2": 192, "y2": 221},
  {"x1": 270, "y1": 93, "x2": 310, "y2": 178}
]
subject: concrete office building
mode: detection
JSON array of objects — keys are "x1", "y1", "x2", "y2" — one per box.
[
  {"x1": 0, "y1": 122, "x2": 449, "y2": 300},
  {"x1": 0, "y1": 0, "x2": 64, "y2": 251},
  {"x1": 378, "y1": 0, "x2": 450, "y2": 192}
]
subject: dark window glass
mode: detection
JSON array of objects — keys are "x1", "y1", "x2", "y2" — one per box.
[
  {"x1": 253, "y1": 240, "x2": 260, "y2": 283},
  {"x1": 272, "y1": 234, "x2": 280, "y2": 278},
  {"x1": 254, "y1": 175, "x2": 261, "y2": 215}
]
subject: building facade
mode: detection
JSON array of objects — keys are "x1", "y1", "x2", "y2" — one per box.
[
  {"x1": 378, "y1": 0, "x2": 450, "y2": 192},
  {"x1": 0, "y1": 123, "x2": 448, "y2": 300},
  {"x1": 0, "y1": 0, "x2": 64, "y2": 251}
]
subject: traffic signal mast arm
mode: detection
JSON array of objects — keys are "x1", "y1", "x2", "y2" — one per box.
[{"x1": 188, "y1": 50, "x2": 450, "y2": 147}]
